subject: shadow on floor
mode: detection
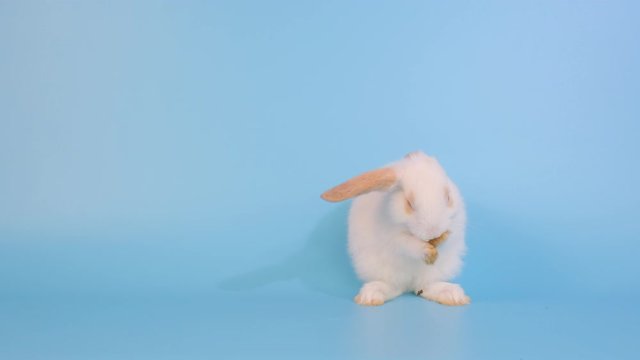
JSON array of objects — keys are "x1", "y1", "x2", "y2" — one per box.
[{"x1": 217, "y1": 204, "x2": 360, "y2": 300}]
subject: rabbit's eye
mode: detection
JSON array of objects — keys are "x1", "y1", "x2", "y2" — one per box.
[
  {"x1": 404, "y1": 194, "x2": 415, "y2": 214},
  {"x1": 445, "y1": 187, "x2": 453, "y2": 207}
]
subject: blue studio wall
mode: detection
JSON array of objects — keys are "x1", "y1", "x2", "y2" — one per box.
[{"x1": 1, "y1": 1, "x2": 639, "y2": 359}]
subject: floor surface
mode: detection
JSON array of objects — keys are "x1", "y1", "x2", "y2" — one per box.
[{"x1": 2, "y1": 285, "x2": 637, "y2": 360}]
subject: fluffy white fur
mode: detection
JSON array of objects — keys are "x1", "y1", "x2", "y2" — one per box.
[{"x1": 346, "y1": 152, "x2": 469, "y2": 306}]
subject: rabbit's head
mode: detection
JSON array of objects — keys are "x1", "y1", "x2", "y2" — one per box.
[{"x1": 321, "y1": 151, "x2": 459, "y2": 241}]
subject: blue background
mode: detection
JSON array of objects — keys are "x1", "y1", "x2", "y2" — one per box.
[{"x1": 2, "y1": 0, "x2": 639, "y2": 359}]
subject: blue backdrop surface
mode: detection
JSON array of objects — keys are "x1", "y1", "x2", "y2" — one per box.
[{"x1": 1, "y1": 1, "x2": 639, "y2": 359}]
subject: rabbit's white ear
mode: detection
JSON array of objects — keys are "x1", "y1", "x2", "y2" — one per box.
[{"x1": 321, "y1": 167, "x2": 397, "y2": 202}]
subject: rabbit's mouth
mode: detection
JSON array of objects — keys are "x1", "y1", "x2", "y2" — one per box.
[{"x1": 404, "y1": 229, "x2": 450, "y2": 244}]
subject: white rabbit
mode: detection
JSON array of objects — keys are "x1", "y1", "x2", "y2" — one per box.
[{"x1": 321, "y1": 151, "x2": 470, "y2": 306}]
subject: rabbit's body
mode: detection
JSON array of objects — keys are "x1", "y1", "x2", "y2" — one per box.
[
  {"x1": 349, "y1": 190, "x2": 467, "y2": 305},
  {"x1": 322, "y1": 152, "x2": 470, "y2": 306}
]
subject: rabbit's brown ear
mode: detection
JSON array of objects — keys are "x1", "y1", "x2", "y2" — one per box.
[{"x1": 321, "y1": 167, "x2": 397, "y2": 202}]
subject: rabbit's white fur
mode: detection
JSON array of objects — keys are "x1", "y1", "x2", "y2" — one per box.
[{"x1": 347, "y1": 152, "x2": 469, "y2": 306}]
